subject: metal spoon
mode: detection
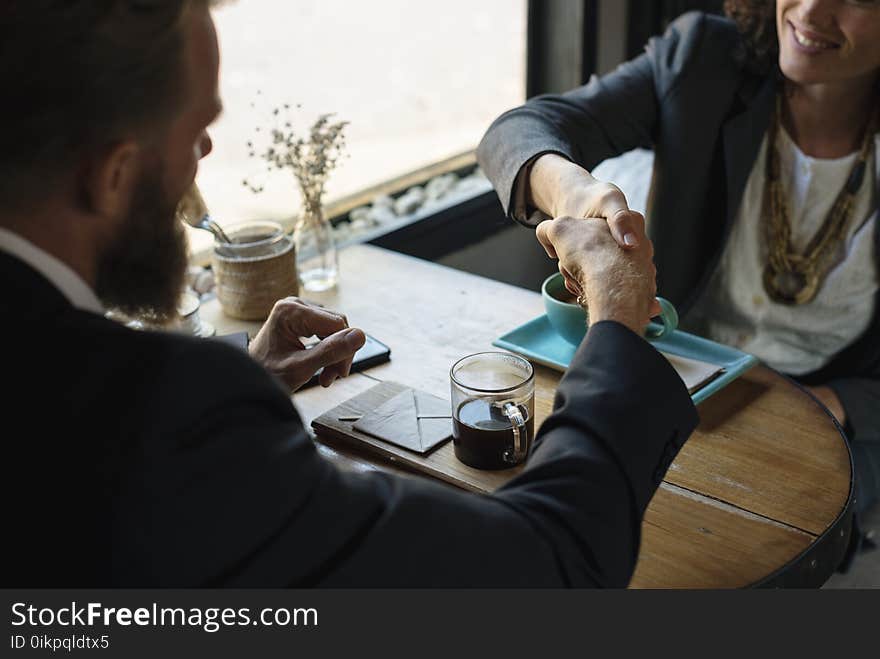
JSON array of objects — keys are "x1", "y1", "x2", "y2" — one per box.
[
  {"x1": 176, "y1": 184, "x2": 232, "y2": 244},
  {"x1": 193, "y1": 214, "x2": 233, "y2": 244}
]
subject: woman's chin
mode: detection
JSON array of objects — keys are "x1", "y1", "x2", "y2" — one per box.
[{"x1": 778, "y1": 56, "x2": 835, "y2": 87}]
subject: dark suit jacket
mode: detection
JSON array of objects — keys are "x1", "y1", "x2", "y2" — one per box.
[
  {"x1": 1, "y1": 250, "x2": 697, "y2": 587},
  {"x1": 477, "y1": 11, "x2": 880, "y2": 445}
]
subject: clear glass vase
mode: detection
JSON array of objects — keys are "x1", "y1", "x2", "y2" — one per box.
[{"x1": 293, "y1": 205, "x2": 338, "y2": 292}]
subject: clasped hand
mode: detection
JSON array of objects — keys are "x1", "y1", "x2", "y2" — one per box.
[
  {"x1": 248, "y1": 297, "x2": 366, "y2": 392},
  {"x1": 529, "y1": 154, "x2": 661, "y2": 333},
  {"x1": 535, "y1": 213, "x2": 660, "y2": 334}
]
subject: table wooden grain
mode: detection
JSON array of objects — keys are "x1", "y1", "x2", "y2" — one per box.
[{"x1": 201, "y1": 243, "x2": 853, "y2": 588}]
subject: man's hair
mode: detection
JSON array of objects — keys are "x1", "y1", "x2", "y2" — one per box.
[
  {"x1": 0, "y1": 1, "x2": 210, "y2": 208},
  {"x1": 724, "y1": 0, "x2": 777, "y2": 74}
]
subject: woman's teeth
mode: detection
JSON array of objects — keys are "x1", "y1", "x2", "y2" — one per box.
[{"x1": 793, "y1": 27, "x2": 836, "y2": 50}]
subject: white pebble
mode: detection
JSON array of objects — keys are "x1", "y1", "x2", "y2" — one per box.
[
  {"x1": 193, "y1": 270, "x2": 215, "y2": 295},
  {"x1": 185, "y1": 266, "x2": 204, "y2": 289},
  {"x1": 348, "y1": 206, "x2": 371, "y2": 223},
  {"x1": 452, "y1": 177, "x2": 488, "y2": 196},
  {"x1": 367, "y1": 206, "x2": 397, "y2": 225},
  {"x1": 393, "y1": 190, "x2": 425, "y2": 216},
  {"x1": 371, "y1": 194, "x2": 394, "y2": 209},
  {"x1": 405, "y1": 185, "x2": 426, "y2": 202},
  {"x1": 425, "y1": 173, "x2": 457, "y2": 200},
  {"x1": 349, "y1": 218, "x2": 370, "y2": 233}
]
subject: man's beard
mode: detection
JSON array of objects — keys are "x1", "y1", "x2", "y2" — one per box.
[{"x1": 94, "y1": 166, "x2": 188, "y2": 322}]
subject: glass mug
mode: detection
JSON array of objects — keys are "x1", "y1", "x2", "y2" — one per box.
[{"x1": 450, "y1": 352, "x2": 535, "y2": 470}]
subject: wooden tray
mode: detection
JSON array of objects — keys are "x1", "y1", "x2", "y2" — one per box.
[{"x1": 311, "y1": 380, "x2": 523, "y2": 493}]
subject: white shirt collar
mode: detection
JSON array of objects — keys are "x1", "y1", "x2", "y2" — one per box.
[{"x1": 0, "y1": 227, "x2": 104, "y2": 315}]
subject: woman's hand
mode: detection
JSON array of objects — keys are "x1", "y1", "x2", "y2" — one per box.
[
  {"x1": 528, "y1": 154, "x2": 649, "y2": 299},
  {"x1": 529, "y1": 153, "x2": 646, "y2": 249},
  {"x1": 249, "y1": 297, "x2": 366, "y2": 393}
]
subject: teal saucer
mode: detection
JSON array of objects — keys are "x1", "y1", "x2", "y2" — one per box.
[{"x1": 492, "y1": 315, "x2": 759, "y2": 405}]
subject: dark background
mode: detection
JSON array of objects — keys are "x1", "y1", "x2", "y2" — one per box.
[{"x1": 627, "y1": 0, "x2": 726, "y2": 60}]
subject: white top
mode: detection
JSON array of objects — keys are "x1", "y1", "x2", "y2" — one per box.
[
  {"x1": 0, "y1": 227, "x2": 104, "y2": 315},
  {"x1": 684, "y1": 129, "x2": 879, "y2": 375}
]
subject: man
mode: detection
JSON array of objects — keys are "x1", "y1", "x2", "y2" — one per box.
[{"x1": 1, "y1": 1, "x2": 697, "y2": 587}]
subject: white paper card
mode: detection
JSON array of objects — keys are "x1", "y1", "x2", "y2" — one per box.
[{"x1": 661, "y1": 352, "x2": 726, "y2": 394}]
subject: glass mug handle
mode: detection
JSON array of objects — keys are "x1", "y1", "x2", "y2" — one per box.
[{"x1": 502, "y1": 402, "x2": 529, "y2": 465}]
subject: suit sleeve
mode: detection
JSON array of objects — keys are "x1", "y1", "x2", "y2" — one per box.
[
  {"x1": 120, "y1": 323, "x2": 697, "y2": 588},
  {"x1": 476, "y1": 11, "x2": 708, "y2": 224}
]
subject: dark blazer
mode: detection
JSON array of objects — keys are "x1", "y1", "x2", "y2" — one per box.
[
  {"x1": 477, "y1": 11, "x2": 880, "y2": 445},
  {"x1": 1, "y1": 250, "x2": 697, "y2": 587}
]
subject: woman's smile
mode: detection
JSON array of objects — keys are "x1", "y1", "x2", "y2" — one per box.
[{"x1": 788, "y1": 19, "x2": 841, "y2": 53}]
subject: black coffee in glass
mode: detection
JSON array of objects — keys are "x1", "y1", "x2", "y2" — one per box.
[{"x1": 453, "y1": 398, "x2": 534, "y2": 470}]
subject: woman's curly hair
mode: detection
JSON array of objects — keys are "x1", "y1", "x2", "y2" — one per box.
[{"x1": 724, "y1": 0, "x2": 778, "y2": 73}]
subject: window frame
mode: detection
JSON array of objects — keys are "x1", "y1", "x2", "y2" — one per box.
[{"x1": 191, "y1": 1, "x2": 647, "y2": 266}]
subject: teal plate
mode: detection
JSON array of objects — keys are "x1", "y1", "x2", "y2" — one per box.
[{"x1": 492, "y1": 315, "x2": 760, "y2": 405}]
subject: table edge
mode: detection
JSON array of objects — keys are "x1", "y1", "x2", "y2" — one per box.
[{"x1": 749, "y1": 371, "x2": 855, "y2": 588}]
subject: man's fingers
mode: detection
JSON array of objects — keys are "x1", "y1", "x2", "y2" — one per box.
[
  {"x1": 301, "y1": 299, "x2": 349, "y2": 328},
  {"x1": 564, "y1": 278, "x2": 581, "y2": 298},
  {"x1": 303, "y1": 307, "x2": 349, "y2": 339},
  {"x1": 320, "y1": 324, "x2": 361, "y2": 385},
  {"x1": 535, "y1": 221, "x2": 558, "y2": 258},
  {"x1": 301, "y1": 328, "x2": 366, "y2": 377},
  {"x1": 559, "y1": 265, "x2": 582, "y2": 297},
  {"x1": 319, "y1": 363, "x2": 346, "y2": 388},
  {"x1": 278, "y1": 299, "x2": 349, "y2": 338}
]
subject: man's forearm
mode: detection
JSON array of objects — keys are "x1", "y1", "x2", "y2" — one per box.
[
  {"x1": 531, "y1": 322, "x2": 698, "y2": 505},
  {"x1": 496, "y1": 321, "x2": 699, "y2": 586}
]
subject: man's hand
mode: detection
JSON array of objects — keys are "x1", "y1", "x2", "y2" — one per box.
[
  {"x1": 535, "y1": 214, "x2": 660, "y2": 335},
  {"x1": 248, "y1": 297, "x2": 366, "y2": 392}
]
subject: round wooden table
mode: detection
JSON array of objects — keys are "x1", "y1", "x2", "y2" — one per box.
[
  {"x1": 203, "y1": 244, "x2": 853, "y2": 588},
  {"x1": 627, "y1": 365, "x2": 852, "y2": 587}
]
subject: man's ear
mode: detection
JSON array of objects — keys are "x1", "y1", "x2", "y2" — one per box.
[{"x1": 82, "y1": 140, "x2": 140, "y2": 220}]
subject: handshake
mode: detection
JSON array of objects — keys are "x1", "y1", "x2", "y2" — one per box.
[
  {"x1": 248, "y1": 207, "x2": 658, "y2": 395},
  {"x1": 535, "y1": 213, "x2": 660, "y2": 335},
  {"x1": 531, "y1": 152, "x2": 662, "y2": 333}
]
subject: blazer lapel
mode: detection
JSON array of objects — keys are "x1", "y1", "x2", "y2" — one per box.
[
  {"x1": 874, "y1": 133, "x2": 880, "y2": 260},
  {"x1": 722, "y1": 75, "x2": 777, "y2": 228}
]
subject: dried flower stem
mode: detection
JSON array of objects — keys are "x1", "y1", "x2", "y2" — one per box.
[{"x1": 244, "y1": 101, "x2": 348, "y2": 218}]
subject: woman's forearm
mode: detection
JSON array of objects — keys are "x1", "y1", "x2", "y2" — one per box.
[
  {"x1": 526, "y1": 153, "x2": 643, "y2": 249},
  {"x1": 527, "y1": 154, "x2": 598, "y2": 218}
]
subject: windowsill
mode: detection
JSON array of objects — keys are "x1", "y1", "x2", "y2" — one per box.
[
  {"x1": 337, "y1": 177, "x2": 493, "y2": 250},
  {"x1": 188, "y1": 150, "x2": 479, "y2": 267}
]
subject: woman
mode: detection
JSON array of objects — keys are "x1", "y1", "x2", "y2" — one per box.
[{"x1": 478, "y1": 0, "x2": 880, "y2": 546}]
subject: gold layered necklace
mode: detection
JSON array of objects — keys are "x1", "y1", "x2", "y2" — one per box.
[{"x1": 762, "y1": 95, "x2": 877, "y2": 305}]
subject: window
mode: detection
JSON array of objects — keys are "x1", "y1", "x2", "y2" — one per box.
[{"x1": 190, "y1": 0, "x2": 527, "y2": 255}]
